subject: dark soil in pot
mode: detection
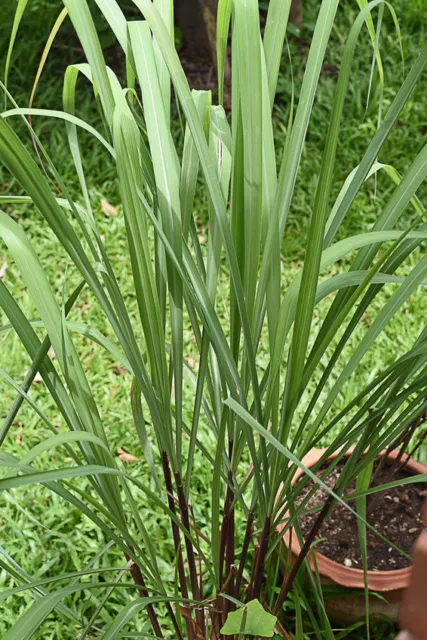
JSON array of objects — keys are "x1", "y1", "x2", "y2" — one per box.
[{"x1": 297, "y1": 459, "x2": 427, "y2": 571}]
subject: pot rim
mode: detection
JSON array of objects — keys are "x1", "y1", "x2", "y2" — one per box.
[{"x1": 277, "y1": 448, "x2": 427, "y2": 591}]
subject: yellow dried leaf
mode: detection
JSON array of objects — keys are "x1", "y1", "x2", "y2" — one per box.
[
  {"x1": 117, "y1": 447, "x2": 137, "y2": 463},
  {"x1": 101, "y1": 199, "x2": 118, "y2": 217}
]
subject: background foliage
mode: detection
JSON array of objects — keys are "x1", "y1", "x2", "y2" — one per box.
[{"x1": 0, "y1": 1, "x2": 427, "y2": 639}]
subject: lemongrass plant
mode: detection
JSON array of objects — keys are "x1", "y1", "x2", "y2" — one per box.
[{"x1": 1, "y1": 0, "x2": 427, "y2": 638}]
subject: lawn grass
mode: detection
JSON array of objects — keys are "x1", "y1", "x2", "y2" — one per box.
[{"x1": 1, "y1": 0, "x2": 427, "y2": 637}]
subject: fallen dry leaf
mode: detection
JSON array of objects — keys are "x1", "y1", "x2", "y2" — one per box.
[
  {"x1": 186, "y1": 357, "x2": 200, "y2": 372},
  {"x1": 23, "y1": 367, "x2": 43, "y2": 382},
  {"x1": 117, "y1": 447, "x2": 137, "y2": 463},
  {"x1": 113, "y1": 365, "x2": 127, "y2": 377},
  {"x1": 26, "y1": 347, "x2": 55, "y2": 380},
  {"x1": 0, "y1": 262, "x2": 8, "y2": 280},
  {"x1": 101, "y1": 199, "x2": 118, "y2": 218}
]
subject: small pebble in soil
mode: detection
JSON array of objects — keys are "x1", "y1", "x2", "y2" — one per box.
[{"x1": 344, "y1": 558, "x2": 352, "y2": 567}]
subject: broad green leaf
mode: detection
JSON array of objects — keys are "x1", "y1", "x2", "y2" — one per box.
[{"x1": 220, "y1": 599, "x2": 277, "y2": 637}]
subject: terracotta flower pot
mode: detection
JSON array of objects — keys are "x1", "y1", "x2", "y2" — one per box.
[
  {"x1": 277, "y1": 448, "x2": 427, "y2": 624},
  {"x1": 399, "y1": 531, "x2": 427, "y2": 640}
]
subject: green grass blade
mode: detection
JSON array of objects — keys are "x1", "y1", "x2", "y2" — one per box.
[
  {"x1": 311, "y1": 250, "x2": 427, "y2": 434},
  {"x1": 180, "y1": 90, "x2": 211, "y2": 240},
  {"x1": 1, "y1": 107, "x2": 115, "y2": 156},
  {"x1": 217, "y1": 0, "x2": 232, "y2": 104},
  {"x1": 18, "y1": 431, "x2": 115, "y2": 468},
  {"x1": 63, "y1": 64, "x2": 93, "y2": 212},
  {"x1": 62, "y1": 0, "x2": 115, "y2": 128},
  {"x1": 0, "y1": 367, "x2": 57, "y2": 432},
  {"x1": 263, "y1": 0, "x2": 292, "y2": 106},
  {"x1": 0, "y1": 565, "x2": 118, "y2": 601},
  {"x1": 0, "y1": 209, "x2": 123, "y2": 517},
  {"x1": 275, "y1": 0, "x2": 340, "y2": 238},
  {"x1": 131, "y1": 379, "x2": 163, "y2": 496},
  {"x1": 355, "y1": 0, "x2": 390, "y2": 97},
  {"x1": 254, "y1": 0, "x2": 341, "y2": 369},
  {"x1": 324, "y1": 43, "x2": 427, "y2": 245},
  {"x1": 301, "y1": 145, "x2": 427, "y2": 416},
  {"x1": 185, "y1": 104, "x2": 231, "y2": 496},
  {"x1": 3, "y1": 0, "x2": 29, "y2": 109},
  {"x1": 284, "y1": 0, "x2": 396, "y2": 420},
  {"x1": 356, "y1": 461, "x2": 373, "y2": 639},
  {"x1": 93, "y1": 0, "x2": 129, "y2": 53},
  {"x1": 0, "y1": 115, "x2": 160, "y2": 440},
  {"x1": 129, "y1": 20, "x2": 183, "y2": 468},
  {"x1": 132, "y1": 0, "x2": 261, "y2": 418},
  {"x1": 1, "y1": 583, "x2": 157, "y2": 640},
  {"x1": 0, "y1": 549, "x2": 80, "y2": 625},
  {"x1": 233, "y1": 0, "x2": 263, "y2": 323},
  {"x1": 102, "y1": 597, "x2": 181, "y2": 640},
  {"x1": 153, "y1": 0, "x2": 173, "y2": 124},
  {"x1": 0, "y1": 280, "x2": 84, "y2": 445},
  {"x1": 28, "y1": 7, "x2": 69, "y2": 111},
  {"x1": 112, "y1": 89, "x2": 172, "y2": 458},
  {"x1": 0, "y1": 466, "x2": 122, "y2": 492}
]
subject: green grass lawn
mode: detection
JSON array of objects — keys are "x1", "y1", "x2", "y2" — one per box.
[{"x1": 0, "y1": 1, "x2": 427, "y2": 637}]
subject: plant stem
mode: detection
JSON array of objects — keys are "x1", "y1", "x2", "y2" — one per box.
[
  {"x1": 162, "y1": 452, "x2": 195, "y2": 640},
  {"x1": 251, "y1": 516, "x2": 271, "y2": 600},
  {"x1": 219, "y1": 485, "x2": 233, "y2": 586},
  {"x1": 273, "y1": 496, "x2": 334, "y2": 615},
  {"x1": 235, "y1": 509, "x2": 254, "y2": 598},
  {"x1": 218, "y1": 454, "x2": 235, "y2": 629},
  {"x1": 238, "y1": 606, "x2": 248, "y2": 640},
  {"x1": 224, "y1": 470, "x2": 236, "y2": 621},
  {"x1": 175, "y1": 470, "x2": 206, "y2": 637},
  {"x1": 190, "y1": 503, "x2": 204, "y2": 601},
  {"x1": 124, "y1": 552, "x2": 164, "y2": 638}
]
